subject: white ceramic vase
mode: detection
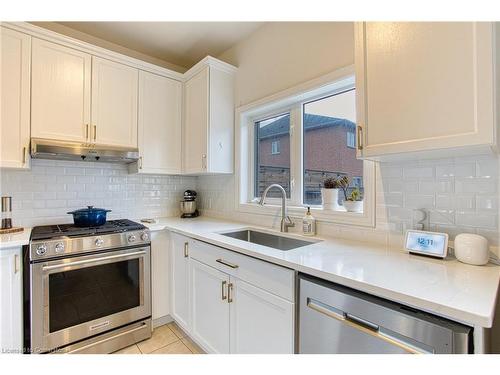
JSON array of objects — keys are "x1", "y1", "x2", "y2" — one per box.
[
  {"x1": 321, "y1": 188, "x2": 341, "y2": 210},
  {"x1": 343, "y1": 200, "x2": 363, "y2": 213}
]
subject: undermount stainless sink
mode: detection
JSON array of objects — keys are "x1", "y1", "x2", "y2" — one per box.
[{"x1": 220, "y1": 229, "x2": 316, "y2": 251}]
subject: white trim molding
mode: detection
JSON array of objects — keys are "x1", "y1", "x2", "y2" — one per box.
[{"x1": 234, "y1": 66, "x2": 376, "y2": 228}]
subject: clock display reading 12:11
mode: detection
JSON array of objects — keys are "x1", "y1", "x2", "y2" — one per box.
[{"x1": 405, "y1": 230, "x2": 448, "y2": 258}]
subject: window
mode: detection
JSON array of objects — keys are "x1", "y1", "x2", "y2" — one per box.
[
  {"x1": 237, "y1": 70, "x2": 375, "y2": 227},
  {"x1": 347, "y1": 131, "x2": 355, "y2": 148},
  {"x1": 271, "y1": 140, "x2": 280, "y2": 155},
  {"x1": 254, "y1": 114, "x2": 291, "y2": 198},
  {"x1": 303, "y1": 89, "x2": 362, "y2": 206}
]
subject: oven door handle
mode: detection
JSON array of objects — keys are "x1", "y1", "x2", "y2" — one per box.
[{"x1": 41, "y1": 250, "x2": 147, "y2": 272}]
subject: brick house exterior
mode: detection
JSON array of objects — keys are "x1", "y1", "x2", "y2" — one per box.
[{"x1": 256, "y1": 114, "x2": 363, "y2": 203}]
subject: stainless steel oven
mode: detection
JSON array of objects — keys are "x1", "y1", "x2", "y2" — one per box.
[{"x1": 26, "y1": 220, "x2": 152, "y2": 354}]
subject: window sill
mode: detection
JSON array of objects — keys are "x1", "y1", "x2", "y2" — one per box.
[{"x1": 237, "y1": 202, "x2": 375, "y2": 227}]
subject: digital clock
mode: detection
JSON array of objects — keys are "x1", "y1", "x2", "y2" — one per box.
[{"x1": 405, "y1": 230, "x2": 449, "y2": 258}]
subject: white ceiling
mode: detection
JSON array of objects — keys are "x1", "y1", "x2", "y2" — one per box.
[{"x1": 57, "y1": 22, "x2": 264, "y2": 68}]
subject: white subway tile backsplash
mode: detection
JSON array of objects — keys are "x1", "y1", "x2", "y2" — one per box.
[
  {"x1": 455, "y1": 211, "x2": 497, "y2": 229},
  {"x1": 403, "y1": 194, "x2": 435, "y2": 209},
  {"x1": 403, "y1": 166, "x2": 434, "y2": 179},
  {"x1": 476, "y1": 195, "x2": 498, "y2": 211},
  {"x1": 456, "y1": 178, "x2": 497, "y2": 194},
  {"x1": 196, "y1": 155, "x2": 499, "y2": 250},
  {"x1": 0, "y1": 159, "x2": 196, "y2": 227},
  {"x1": 476, "y1": 158, "x2": 498, "y2": 178}
]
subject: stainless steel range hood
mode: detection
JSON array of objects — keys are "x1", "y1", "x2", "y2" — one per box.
[{"x1": 30, "y1": 138, "x2": 139, "y2": 164}]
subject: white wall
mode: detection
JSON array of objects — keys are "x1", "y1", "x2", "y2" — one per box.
[
  {"x1": 218, "y1": 22, "x2": 354, "y2": 107},
  {"x1": 0, "y1": 159, "x2": 196, "y2": 228}
]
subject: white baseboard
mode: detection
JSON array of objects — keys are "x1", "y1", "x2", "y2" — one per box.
[{"x1": 152, "y1": 315, "x2": 173, "y2": 329}]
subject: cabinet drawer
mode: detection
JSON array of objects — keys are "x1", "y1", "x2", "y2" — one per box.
[{"x1": 189, "y1": 239, "x2": 295, "y2": 301}]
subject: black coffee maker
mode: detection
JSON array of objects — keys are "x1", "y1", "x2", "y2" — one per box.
[{"x1": 180, "y1": 190, "x2": 199, "y2": 218}]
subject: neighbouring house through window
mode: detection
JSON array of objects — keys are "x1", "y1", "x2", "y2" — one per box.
[
  {"x1": 302, "y1": 89, "x2": 363, "y2": 206},
  {"x1": 254, "y1": 114, "x2": 291, "y2": 198}
]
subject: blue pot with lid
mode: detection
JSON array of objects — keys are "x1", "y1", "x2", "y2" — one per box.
[{"x1": 67, "y1": 206, "x2": 112, "y2": 227}]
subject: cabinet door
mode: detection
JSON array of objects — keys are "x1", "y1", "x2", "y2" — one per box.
[
  {"x1": 0, "y1": 247, "x2": 23, "y2": 353},
  {"x1": 190, "y1": 258, "x2": 230, "y2": 353},
  {"x1": 31, "y1": 38, "x2": 91, "y2": 143},
  {"x1": 184, "y1": 67, "x2": 209, "y2": 174},
  {"x1": 355, "y1": 22, "x2": 495, "y2": 158},
  {"x1": 137, "y1": 71, "x2": 182, "y2": 174},
  {"x1": 151, "y1": 231, "x2": 170, "y2": 322},
  {"x1": 91, "y1": 57, "x2": 138, "y2": 148},
  {"x1": 230, "y1": 277, "x2": 294, "y2": 354},
  {"x1": 170, "y1": 233, "x2": 191, "y2": 331},
  {"x1": 0, "y1": 27, "x2": 30, "y2": 169}
]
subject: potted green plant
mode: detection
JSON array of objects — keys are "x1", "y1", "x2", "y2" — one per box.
[
  {"x1": 343, "y1": 187, "x2": 363, "y2": 212},
  {"x1": 321, "y1": 177, "x2": 341, "y2": 210}
]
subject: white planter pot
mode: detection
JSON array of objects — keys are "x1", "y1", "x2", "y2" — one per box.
[
  {"x1": 321, "y1": 188, "x2": 341, "y2": 210},
  {"x1": 343, "y1": 200, "x2": 363, "y2": 213}
]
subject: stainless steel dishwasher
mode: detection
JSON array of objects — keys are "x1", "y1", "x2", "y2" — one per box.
[{"x1": 299, "y1": 274, "x2": 472, "y2": 354}]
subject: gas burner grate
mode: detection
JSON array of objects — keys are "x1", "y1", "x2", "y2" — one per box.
[{"x1": 31, "y1": 219, "x2": 146, "y2": 240}]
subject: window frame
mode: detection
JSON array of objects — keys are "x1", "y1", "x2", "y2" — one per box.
[
  {"x1": 346, "y1": 131, "x2": 356, "y2": 149},
  {"x1": 234, "y1": 66, "x2": 376, "y2": 227},
  {"x1": 271, "y1": 140, "x2": 280, "y2": 155}
]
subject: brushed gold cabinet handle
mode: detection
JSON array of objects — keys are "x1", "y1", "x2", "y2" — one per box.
[
  {"x1": 201, "y1": 154, "x2": 207, "y2": 170},
  {"x1": 227, "y1": 282, "x2": 233, "y2": 303},
  {"x1": 22, "y1": 146, "x2": 26, "y2": 164},
  {"x1": 85, "y1": 124, "x2": 89, "y2": 140},
  {"x1": 14, "y1": 254, "x2": 19, "y2": 274},
  {"x1": 183, "y1": 242, "x2": 189, "y2": 258},
  {"x1": 216, "y1": 258, "x2": 239, "y2": 269},
  {"x1": 221, "y1": 280, "x2": 227, "y2": 300},
  {"x1": 93, "y1": 125, "x2": 97, "y2": 141},
  {"x1": 357, "y1": 126, "x2": 363, "y2": 151}
]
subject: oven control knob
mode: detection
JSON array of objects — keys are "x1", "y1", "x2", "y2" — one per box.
[
  {"x1": 140, "y1": 233, "x2": 149, "y2": 242},
  {"x1": 36, "y1": 244, "x2": 47, "y2": 256},
  {"x1": 54, "y1": 242, "x2": 65, "y2": 254},
  {"x1": 128, "y1": 234, "x2": 137, "y2": 243},
  {"x1": 95, "y1": 238, "x2": 104, "y2": 247}
]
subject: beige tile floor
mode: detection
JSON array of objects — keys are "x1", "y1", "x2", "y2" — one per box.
[{"x1": 113, "y1": 322, "x2": 204, "y2": 354}]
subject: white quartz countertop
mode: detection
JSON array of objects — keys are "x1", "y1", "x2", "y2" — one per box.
[
  {"x1": 141, "y1": 216, "x2": 500, "y2": 328},
  {"x1": 0, "y1": 227, "x2": 31, "y2": 250}
]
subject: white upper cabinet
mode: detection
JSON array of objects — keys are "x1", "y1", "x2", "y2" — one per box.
[
  {"x1": 31, "y1": 38, "x2": 91, "y2": 143},
  {"x1": 0, "y1": 27, "x2": 31, "y2": 169},
  {"x1": 355, "y1": 22, "x2": 498, "y2": 160},
  {"x1": 183, "y1": 57, "x2": 236, "y2": 174},
  {"x1": 132, "y1": 71, "x2": 182, "y2": 174},
  {"x1": 91, "y1": 56, "x2": 138, "y2": 148}
]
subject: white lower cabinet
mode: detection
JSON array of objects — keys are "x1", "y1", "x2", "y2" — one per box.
[
  {"x1": 0, "y1": 247, "x2": 23, "y2": 353},
  {"x1": 190, "y1": 259, "x2": 230, "y2": 353},
  {"x1": 170, "y1": 232, "x2": 191, "y2": 331},
  {"x1": 169, "y1": 232, "x2": 295, "y2": 354},
  {"x1": 151, "y1": 231, "x2": 170, "y2": 326},
  {"x1": 230, "y1": 278, "x2": 294, "y2": 354}
]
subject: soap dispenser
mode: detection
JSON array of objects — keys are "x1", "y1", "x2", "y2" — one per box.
[{"x1": 302, "y1": 207, "x2": 316, "y2": 236}]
